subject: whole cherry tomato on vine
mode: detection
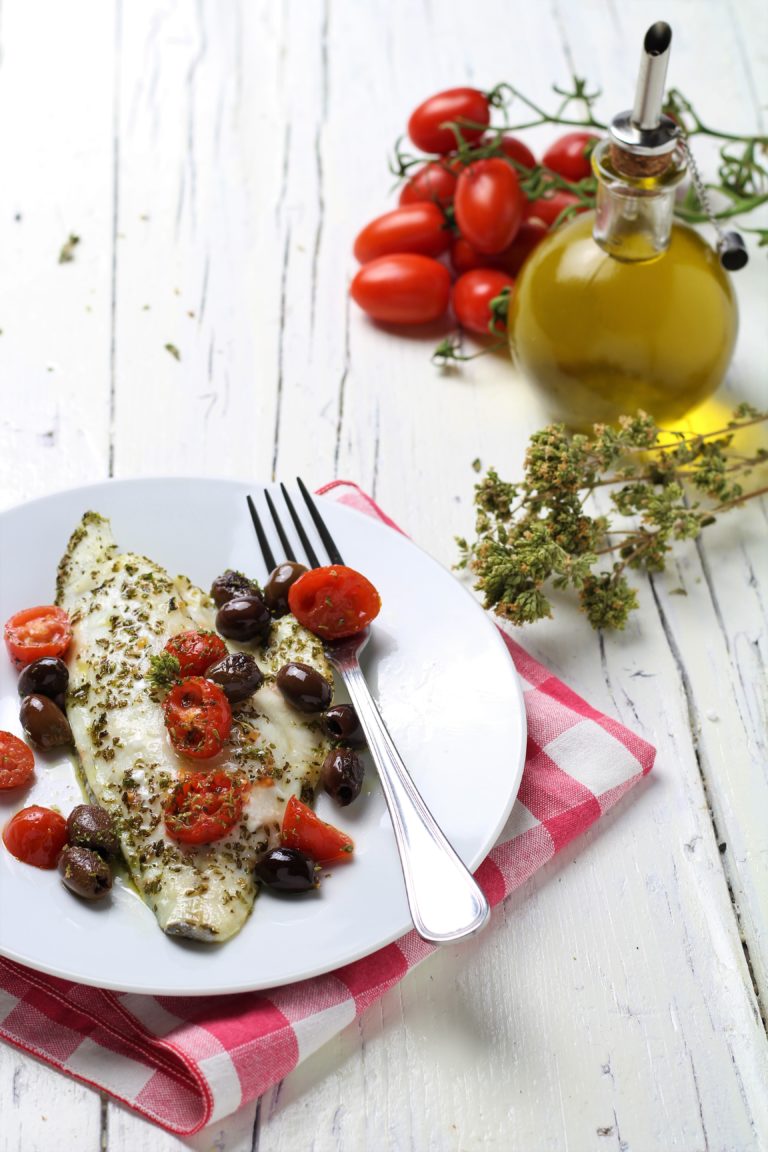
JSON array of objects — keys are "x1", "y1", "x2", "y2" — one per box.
[
  {"x1": 407, "y1": 87, "x2": 490, "y2": 154},
  {"x1": 399, "y1": 161, "x2": 459, "y2": 209},
  {"x1": 542, "y1": 132, "x2": 600, "y2": 182},
  {"x1": 494, "y1": 134, "x2": 537, "y2": 169},
  {"x1": 452, "y1": 269, "x2": 515, "y2": 337},
  {"x1": 350, "y1": 255, "x2": 451, "y2": 325},
  {"x1": 353, "y1": 202, "x2": 451, "y2": 263},
  {"x1": 526, "y1": 189, "x2": 587, "y2": 227},
  {"x1": 454, "y1": 158, "x2": 525, "y2": 254}
]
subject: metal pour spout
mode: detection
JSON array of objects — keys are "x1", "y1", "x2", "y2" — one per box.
[{"x1": 632, "y1": 22, "x2": 672, "y2": 130}]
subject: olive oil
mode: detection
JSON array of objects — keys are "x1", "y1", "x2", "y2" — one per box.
[
  {"x1": 508, "y1": 209, "x2": 737, "y2": 428},
  {"x1": 508, "y1": 21, "x2": 744, "y2": 430}
]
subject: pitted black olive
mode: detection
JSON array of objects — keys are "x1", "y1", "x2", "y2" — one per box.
[
  {"x1": 67, "y1": 804, "x2": 120, "y2": 857},
  {"x1": 59, "y1": 845, "x2": 113, "y2": 900},
  {"x1": 263, "y1": 561, "x2": 308, "y2": 616},
  {"x1": 206, "y1": 652, "x2": 264, "y2": 703},
  {"x1": 215, "y1": 594, "x2": 272, "y2": 643},
  {"x1": 320, "y1": 747, "x2": 365, "y2": 806},
  {"x1": 324, "y1": 704, "x2": 365, "y2": 747},
  {"x1": 210, "y1": 569, "x2": 261, "y2": 608},
  {"x1": 255, "y1": 846, "x2": 317, "y2": 892},
  {"x1": 18, "y1": 657, "x2": 69, "y2": 701},
  {"x1": 19, "y1": 694, "x2": 72, "y2": 750},
  {"x1": 276, "y1": 663, "x2": 332, "y2": 713}
]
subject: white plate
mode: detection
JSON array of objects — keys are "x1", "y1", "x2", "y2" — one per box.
[{"x1": 0, "y1": 478, "x2": 525, "y2": 995}]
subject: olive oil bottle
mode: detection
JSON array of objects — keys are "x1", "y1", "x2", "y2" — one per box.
[{"x1": 508, "y1": 22, "x2": 747, "y2": 429}]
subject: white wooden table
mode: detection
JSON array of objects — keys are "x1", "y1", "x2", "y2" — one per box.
[{"x1": 1, "y1": 1, "x2": 766, "y2": 1149}]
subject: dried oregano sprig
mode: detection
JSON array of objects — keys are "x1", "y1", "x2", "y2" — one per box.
[{"x1": 457, "y1": 405, "x2": 768, "y2": 631}]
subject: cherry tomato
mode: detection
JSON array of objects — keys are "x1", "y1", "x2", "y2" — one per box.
[
  {"x1": 350, "y1": 255, "x2": 451, "y2": 325},
  {"x1": 454, "y1": 159, "x2": 525, "y2": 254},
  {"x1": 526, "y1": 189, "x2": 586, "y2": 227},
  {"x1": 353, "y1": 202, "x2": 451, "y2": 264},
  {"x1": 452, "y1": 269, "x2": 514, "y2": 336},
  {"x1": 407, "y1": 87, "x2": 490, "y2": 154},
  {"x1": 281, "y1": 795, "x2": 354, "y2": 864},
  {"x1": 494, "y1": 135, "x2": 537, "y2": 169},
  {"x1": 542, "y1": 132, "x2": 600, "y2": 182},
  {"x1": 450, "y1": 236, "x2": 495, "y2": 276},
  {"x1": 3, "y1": 805, "x2": 68, "y2": 868},
  {"x1": 288, "y1": 565, "x2": 381, "y2": 639},
  {"x1": 399, "y1": 161, "x2": 459, "y2": 209},
  {"x1": 499, "y1": 218, "x2": 549, "y2": 275},
  {"x1": 164, "y1": 631, "x2": 228, "y2": 678},
  {"x1": 164, "y1": 770, "x2": 248, "y2": 845},
  {"x1": 4, "y1": 606, "x2": 72, "y2": 668},
  {"x1": 163, "y1": 677, "x2": 232, "y2": 760},
  {"x1": 0, "y1": 732, "x2": 35, "y2": 790}
]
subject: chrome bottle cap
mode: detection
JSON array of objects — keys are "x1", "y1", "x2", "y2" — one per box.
[{"x1": 610, "y1": 22, "x2": 678, "y2": 157}]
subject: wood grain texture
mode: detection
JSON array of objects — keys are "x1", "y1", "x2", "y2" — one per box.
[{"x1": 0, "y1": 0, "x2": 766, "y2": 1150}]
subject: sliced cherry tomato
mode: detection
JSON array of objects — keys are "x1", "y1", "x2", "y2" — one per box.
[
  {"x1": 353, "y1": 203, "x2": 451, "y2": 264},
  {"x1": 281, "y1": 795, "x2": 354, "y2": 864},
  {"x1": 350, "y1": 254, "x2": 451, "y2": 326},
  {"x1": 455, "y1": 159, "x2": 525, "y2": 254},
  {"x1": 164, "y1": 631, "x2": 228, "y2": 678},
  {"x1": 288, "y1": 565, "x2": 381, "y2": 639},
  {"x1": 399, "y1": 161, "x2": 459, "y2": 209},
  {"x1": 407, "y1": 87, "x2": 489, "y2": 154},
  {"x1": 164, "y1": 770, "x2": 248, "y2": 845},
  {"x1": 163, "y1": 677, "x2": 232, "y2": 760},
  {"x1": 526, "y1": 189, "x2": 587, "y2": 227},
  {"x1": 4, "y1": 606, "x2": 72, "y2": 668},
  {"x1": 0, "y1": 732, "x2": 35, "y2": 790},
  {"x1": 452, "y1": 269, "x2": 514, "y2": 336},
  {"x1": 542, "y1": 131, "x2": 600, "y2": 182},
  {"x1": 494, "y1": 135, "x2": 537, "y2": 169},
  {"x1": 3, "y1": 805, "x2": 68, "y2": 868}
]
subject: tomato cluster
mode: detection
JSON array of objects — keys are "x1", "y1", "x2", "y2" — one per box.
[{"x1": 349, "y1": 86, "x2": 599, "y2": 341}]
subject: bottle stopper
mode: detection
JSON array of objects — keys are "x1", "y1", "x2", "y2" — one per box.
[{"x1": 609, "y1": 22, "x2": 678, "y2": 177}]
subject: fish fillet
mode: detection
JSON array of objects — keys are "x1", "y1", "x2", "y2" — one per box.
[{"x1": 55, "y1": 512, "x2": 332, "y2": 942}]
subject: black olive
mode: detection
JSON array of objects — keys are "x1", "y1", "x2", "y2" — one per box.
[
  {"x1": 206, "y1": 652, "x2": 264, "y2": 703},
  {"x1": 210, "y1": 569, "x2": 261, "y2": 608},
  {"x1": 255, "y1": 847, "x2": 318, "y2": 892},
  {"x1": 263, "y1": 561, "x2": 308, "y2": 616},
  {"x1": 321, "y1": 747, "x2": 365, "y2": 806},
  {"x1": 17, "y1": 657, "x2": 69, "y2": 701},
  {"x1": 215, "y1": 594, "x2": 272, "y2": 643},
  {"x1": 59, "y1": 845, "x2": 113, "y2": 900},
  {"x1": 67, "y1": 804, "x2": 120, "y2": 857},
  {"x1": 19, "y1": 694, "x2": 72, "y2": 750},
  {"x1": 276, "y1": 663, "x2": 332, "y2": 713},
  {"x1": 324, "y1": 704, "x2": 365, "y2": 747}
]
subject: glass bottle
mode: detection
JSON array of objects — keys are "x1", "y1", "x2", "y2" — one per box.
[{"x1": 508, "y1": 22, "x2": 745, "y2": 429}]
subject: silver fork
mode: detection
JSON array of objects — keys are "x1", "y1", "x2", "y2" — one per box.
[{"x1": 247, "y1": 480, "x2": 490, "y2": 945}]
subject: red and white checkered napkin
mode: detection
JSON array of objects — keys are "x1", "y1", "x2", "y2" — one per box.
[{"x1": 0, "y1": 483, "x2": 654, "y2": 1135}]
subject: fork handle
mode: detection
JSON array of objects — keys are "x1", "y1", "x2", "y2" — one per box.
[{"x1": 332, "y1": 657, "x2": 491, "y2": 944}]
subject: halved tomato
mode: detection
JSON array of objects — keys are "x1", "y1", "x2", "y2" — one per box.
[
  {"x1": 164, "y1": 770, "x2": 249, "y2": 845},
  {"x1": 163, "y1": 677, "x2": 233, "y2": 760},
  {"x1": 0, "y1": 732, "x2": 35, "y2": 790},
  {"x1": 164, "y1": 631, "x2": 228, "y2": 678},
  {"x1": 281, "y1": 795, "x2": 354, "y2": 864},
  {"x1": 3, "y1": 805, "x2": 68, "y2": 868},
  {"x1": 4, "y1": 606, "x2": 72, "y2": 668},
  {"x1": 288, "y1": 565, "x2": 381, "y2": 639}
]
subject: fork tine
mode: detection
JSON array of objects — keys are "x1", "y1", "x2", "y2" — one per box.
[
  {"x1": 280, "y1": 483, "x2": 321, "y2": 568},
  {"x1": 297, "y1": 478, "x2": 345, "y2": 566},
  {"x1": 246, "y1": 495, "x2": 276, "y2": 574},
  {"x1": 264, "y1": 489, "x2": 297, "y2": 562}
]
